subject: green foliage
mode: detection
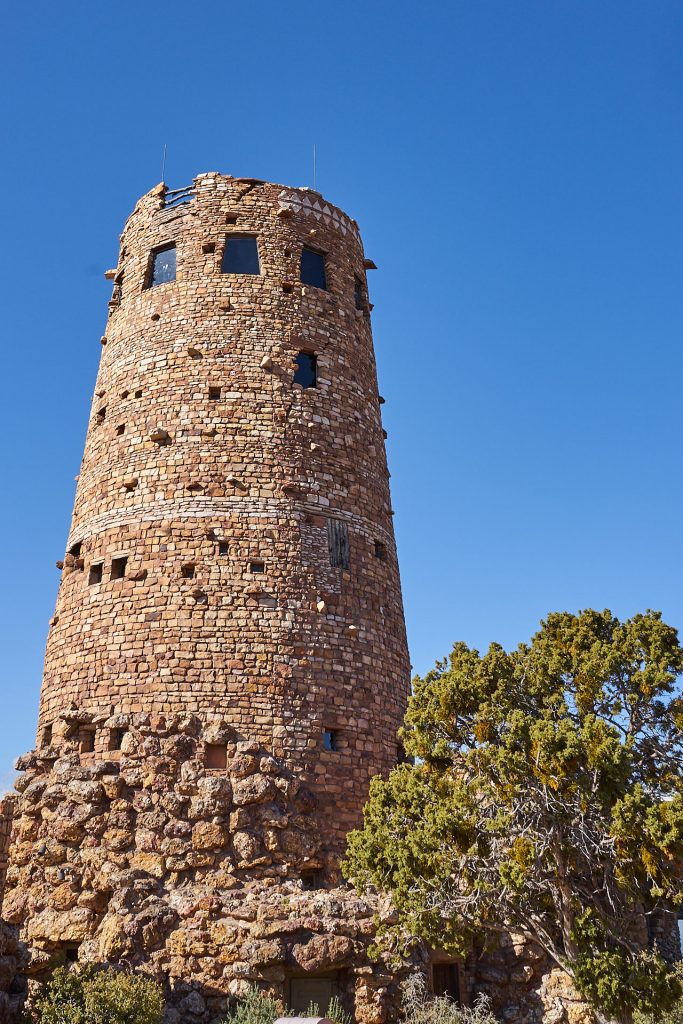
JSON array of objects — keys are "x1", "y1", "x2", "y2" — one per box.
[
  {"x1": 344, "y1": 610, "x2": 683, "y2": 1022},
  {"x1": 222, "y1": 987, "x2": 283, "y2": 1024},
  {"x1": 220, "y1": 986, "x2": 355, "y2": 1024},
  {"x1": 400, "y1": 973, "x2": 498, "y2": 1024},
  {"x1": 634, "y1": 969, "x2": 683, "y2": 1023},
  {"x1": 32, "y1": 966, "x2": 164, "y2": 1024}
]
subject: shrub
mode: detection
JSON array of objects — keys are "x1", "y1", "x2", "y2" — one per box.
[
  {"x1": 401, "y1": 974, "x2": 499, "y2": 1024},
  {"x1": 222, "y1": 987, "x2": 283, "y2": 1024},
  {"x1": 32, "y1": 965, "x2": 165, "y2": 1024}
]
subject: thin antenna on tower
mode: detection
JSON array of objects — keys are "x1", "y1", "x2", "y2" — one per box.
[
  {"x1": 313, "y1": 143, "x2": 317, "y2": 191},
  {"x1": 161, "y1": 144, "x2": 167, "y2": 183}
]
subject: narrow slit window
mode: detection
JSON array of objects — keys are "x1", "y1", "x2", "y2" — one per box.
[
  {"x1": 354, "y1": 276, "x2": 365, "y2": 310},
  {"x1": 249, "y1": 560, "x2": 265, "y2": 574},
  {"x1": 300, "y1": 247, "x2": 327, "y2": 289},
  {"x1": 110, "y1": 728, "x2": 126, "y2": 751},
  {"x1": 323, "y1": 729, "x2": 338, "y2": 752},
  {"x1": 206, "y1": 743, "x2": 228, "y2": 769},
  {"x1": 88, "y1": 562, "x2": 103, "y2": 586},
  {"x1": 42, "y1": 724, "x2": 53, "y2": 747},
  {"x1": 111, "y1": 556, "x2": 128, "y2": 580},
  {"x1": 294, "y1": 352, "x2": 317, "y2": 389},
  {"x1": 80, "y1": 730, "x2": 95, "y2": 754},
  {"x1": 147, "y1": 244, "x2": 176, "y2": 287},
  {"x1": 327, "y1": 519, "x2": 350, "y2": 569},
  {"x1": 221, "y1": 236, "x2": 260, "y2": 275},
  {"x1": 374, "y1": 540, "x2": 387, "y2": 560}
]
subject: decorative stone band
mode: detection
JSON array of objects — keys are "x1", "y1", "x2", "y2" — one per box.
[
  {"x1": 67, "y1": 497, "x2": 394, "y2": 551},
  {"x1": 277, "y1": 189, "x2": 361, "y2": 241}
]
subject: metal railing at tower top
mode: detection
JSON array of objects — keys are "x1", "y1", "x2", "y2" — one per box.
[{"x1": 163, "y1": 185, "x2": 195, "y2": 208}]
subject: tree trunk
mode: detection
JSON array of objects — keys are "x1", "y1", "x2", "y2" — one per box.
[{"x1": 593, "y1": 1010, "x2": 633, "y2": 1024}]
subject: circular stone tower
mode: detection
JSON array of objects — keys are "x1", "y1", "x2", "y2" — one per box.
[{"x1": 38, "y1": 172, "x2": 410, "y2": 849}]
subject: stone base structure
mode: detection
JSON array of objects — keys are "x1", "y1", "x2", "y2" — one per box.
[
  {"x1": 1, "y1": 713, "x2": 416, "y2": 1023},
  {"x1": 0, "y1": 714, "x2": 605, "y2": 1024}
]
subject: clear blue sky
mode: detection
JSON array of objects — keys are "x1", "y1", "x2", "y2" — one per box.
[{"x1": 1, "y1": 1, "x2": 682, "y2": 788}]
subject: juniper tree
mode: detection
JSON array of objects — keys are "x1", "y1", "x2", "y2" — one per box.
[{"x1": 344, "y1": 610, "x2": 683, "y2": 1024}]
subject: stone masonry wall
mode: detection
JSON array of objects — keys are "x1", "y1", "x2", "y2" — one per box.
[
  {"x1": 37, "y1": 173, "x2": 410, "y2": 854},
  {"x1": 4, "y1": 713, "x2": 417, "y2": 1023}
]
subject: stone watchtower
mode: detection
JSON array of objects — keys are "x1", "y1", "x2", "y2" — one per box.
[{"x1": 1, "y1": 174, "x2": 413, "y2": 1021}]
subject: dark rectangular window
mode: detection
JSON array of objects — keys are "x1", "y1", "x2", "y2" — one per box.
[
  {"x1": 249, "y1": 560, "x2": 265, "y2": 574},
  {"x1": 135, "y1": 389, "x2": 143, "y2": 399},
  {"x1": 116, "y1": 424, "x2": 125, "y2": 436},
  {"x1": 96, "y1": 407, "x2": 106, "y2": 424},
  {"x1": 354, "y1": 276, "x2": 365, "y2": 310},
  {"x1": 110, "y1": 728, "x2": 126, "y2": 751},
  {"x1": 222, "y1": 236, "x2": 260, "y2": 275},
  {"x1": 209, "y1": 387, "x2": 221, "y2": 401},
  {"x1": 294, "y1": 352, "x2": 317, "y2": 389},
  {"x1": 374, "y1": 540, "x2": 387, "y2": 560},
  {"x1": 301, "y1": 870, "x2": 323, "y2": 891},
  {"x1": 327, "y1": 519, "x2": 349, "y2": 569},
  {"x1": 42, "y1": 724, "x2": 53, "y2": 747},
  {"x1": 148, "y1": 244, "x2": 176, "y2": 287},
  {"x1": 88, "y1": 562, "x2": 103, "y2": 586},
  {"x1": 182, "y1": 563, "x2": 195, "y2": 579},
  {"x1": 206, "y1": 743, "x2": 228, "y2": 769},
  {"x1": 64, "y1": 946, "x2": 79, "y2": 965},
  {"x1": 111, "y1": 556, "x2": 127, "y2": 580},
  {"x1": 432, "y1": 964, "x2": 460, "y2": 1002},
  {"x1": 68, "y1": 542, "x2": 82, "y2": 558},
  {"x1": 80, "y1": 730, "x2": 95, "y2": 754},
  {"x1": 300, "y1": 247, "x2": 327, "y2": 289},
  {"x1": 218, "y1": 541, "x2": 229, "y2": 556},
  {"x1": 323, "y1": 729, "x2": 338, "y2": 752}
]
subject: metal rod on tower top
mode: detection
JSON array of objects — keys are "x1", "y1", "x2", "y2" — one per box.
[
  {"x1": 313, "y1": 144, "x2": 316, "y2": 191},
  {"x1": 161, "y1": 144, "x2": 167, "y2": 183}
]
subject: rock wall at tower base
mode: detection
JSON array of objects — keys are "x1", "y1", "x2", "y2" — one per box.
[
  {"x1": 1, "y1": 714, "x2": 614, "y2": 1024},
  {"x1": 2, "y1": 713, "x2": 416, "y2": 1023}
]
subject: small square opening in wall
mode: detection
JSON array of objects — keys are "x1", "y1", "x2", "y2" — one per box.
[
  {"x1": 182, "y1": 563, "x2": 195, "y2": 579},
  {"x1": 323, "y1": 729, "x2": 339, "y2": 752},
  {"x1": 64, "y1": 945, "x2": 80, "y2": 965},
  {"x1": 135, "y1": 389, "x2": 143, "y2": 399},
  {"x1": 249, "y1": 560, "x2": 265, "y2": 574},
  {"x1": 206, "y1": 743, "x2": 227, "y2": 769},
  {"x1": 116, "y1": 424, "x2": 125, "y2": 436},
  {"x1": 218, "y1": 541, "x2": 229, "y2": 556},
  {"x1": 88, "y1": 562, "x2": 103, "y2": 586},
  {"x1": 300, "y1": 870, "x2": 323, "y2": 891},
  {"x1": 209, "y1": 387, "x2": 221, "y2": 401},
  {"x1": 96, "y1": 407, "x2": 106, "y2": 424},
  {"x1": 109, "y1": 728, "x2": 126, "y2": 751},
  {"x1": 374, "y1": 540, "x2": 387, "y2": 560},
  {"x1": 111, "y1": 556, "x2": 128, "y2": 580},
  {"x1": 79, "y1": 730, "x2": 95, "y2": 754},
  {"x1": 69, "y1": 541, "x2": 82, "y2": 558}
]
